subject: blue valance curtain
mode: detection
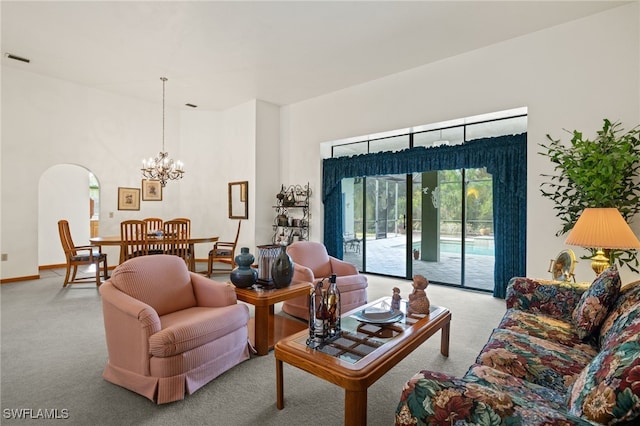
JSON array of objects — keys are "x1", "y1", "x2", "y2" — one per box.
[{"x1": 322, "y1": 133, "x2": 527, "y2": 298}]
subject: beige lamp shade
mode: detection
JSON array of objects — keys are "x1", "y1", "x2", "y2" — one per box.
[{"x1": 565, "y1": 208, "x2": 640, "y2": 249}]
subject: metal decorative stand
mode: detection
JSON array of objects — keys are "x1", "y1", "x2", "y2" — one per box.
[{"x1": 272, "y1": 183, "x2": 311, "y2": 245}]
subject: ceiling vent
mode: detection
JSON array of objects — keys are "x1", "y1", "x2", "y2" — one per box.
[{"x1": 4, "y1": 53, "x2": 30, "y2": 63}]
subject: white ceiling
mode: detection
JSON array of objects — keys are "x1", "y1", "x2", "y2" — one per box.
[{"x1": 1, "y1": 1, "x2": 627, "y2": 111}]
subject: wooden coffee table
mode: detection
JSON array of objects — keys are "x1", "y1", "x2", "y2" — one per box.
[
  {"x1": 275, "y1": 297, "x2": 451, "y2": 426},
  {"x1": 234, "y1": 281, "x2": 310, "y2": 356}
]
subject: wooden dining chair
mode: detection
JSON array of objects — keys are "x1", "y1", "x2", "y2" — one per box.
[
  {"x1": 162, "y1": 219, "x2": 191, "y2": 267},
  {"x1": 143, "y1": 217, "x2": 164, "y2": 254},
  {"x1": 143, "y1": 217, "x2": 163, "y2": 232},
  {"x1": 207, "y1": 220, "x2": 242, "y2": 277},
  {"x1": 57, "y1": 219, "x2": 108, "y2": 287},
  {"x1": 170, "y1": 218, "x2": 193, "y2": 264},
  {"x1": 170, "y1": 218, "x2": 191, "y2": 237},
  {"x1": 120, "y1": 220, "x2": 148, "y2": 261}
]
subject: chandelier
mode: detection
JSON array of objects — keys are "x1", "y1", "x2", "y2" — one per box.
[{"x1": 141, "y1": 77, "x2": 185, "y2": 187}]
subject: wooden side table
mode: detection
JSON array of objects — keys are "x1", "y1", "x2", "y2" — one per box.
[{"x1": 234, "y1": 281, "x2": 310, "y2": 355}]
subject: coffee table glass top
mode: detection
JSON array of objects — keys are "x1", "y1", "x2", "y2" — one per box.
[{"x1": 296, "y1": 297, "x2": 440, "y2": 364}]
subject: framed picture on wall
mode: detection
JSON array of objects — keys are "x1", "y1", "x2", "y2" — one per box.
[
  {"x1": 117, "y1": 187, "x2": 140, "y2": 210},
  {"x1": 142, "y1": 179, "x2": 162, "y2": 201}
]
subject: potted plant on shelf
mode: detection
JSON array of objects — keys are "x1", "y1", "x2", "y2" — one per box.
[{"x1": 539, "y1": 118, "x2": 640, "y2": 272}]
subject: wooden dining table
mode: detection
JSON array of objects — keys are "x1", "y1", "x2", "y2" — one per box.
[{"x1": 89, "y1": 235, "x2": 218, "y2": 272}]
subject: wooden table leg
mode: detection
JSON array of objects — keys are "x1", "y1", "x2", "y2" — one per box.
[
  {"x1": 440, "y1": 320, "x2": 450, "y2": 357},
  {"x1": 254, "y1": 305, "x2": 269, "y2": 355},
  {"x1": 276, "y1": 358, "x2": 284, "y2": 409},
  {"x1": 344, "y1": 389, "x2": 367, "y2": 426}
]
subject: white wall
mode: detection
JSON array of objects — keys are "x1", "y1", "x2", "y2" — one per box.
[
  {"x1": 255, "y1": 100, "x2": 283, "y2": 246},
  {"x1": 38, "y1": 165, "x2": 90, "y2": 265},
  {"x1": 178, "y1": 108, "x2": 221, "y2": 260},
  {"x1": 280, "y1": 3, "x2": 640, "y2": 284},
  {"x1": 215, "y1": 100, "x2": 258, "y2": 253}
]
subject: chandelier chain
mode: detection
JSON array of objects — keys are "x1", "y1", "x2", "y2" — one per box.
[
  {"x1": 141, "y1": 77, "x2": 185, "y2": 187},
  {"x1": 161, "y1": 76, "x2": 166, "y2": 152}
]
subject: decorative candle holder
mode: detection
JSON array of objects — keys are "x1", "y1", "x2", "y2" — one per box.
[{"x1": 307, "y1": 274, "x2": 341, "y2": 348}]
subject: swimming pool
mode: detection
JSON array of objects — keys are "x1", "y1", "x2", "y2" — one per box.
[{"x1": 413, "y1": 240, "x2": 494, "y2": 256}]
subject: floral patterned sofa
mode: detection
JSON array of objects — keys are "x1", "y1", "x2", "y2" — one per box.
[{"x1": 396, "y1": 266, "x2": 640, "y2": 425}]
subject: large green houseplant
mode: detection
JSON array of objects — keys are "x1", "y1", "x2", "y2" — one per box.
[{"x1": 539, "y1": 119, "x2": 640, "y2": 272}]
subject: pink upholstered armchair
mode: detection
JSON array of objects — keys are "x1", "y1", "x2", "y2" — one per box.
[
  {"x1": 281, "y1": 241, "x2": 368, "y2": 321},
  {"x1": 99, "y1": 255, "x2": 250, "y2": 404}
]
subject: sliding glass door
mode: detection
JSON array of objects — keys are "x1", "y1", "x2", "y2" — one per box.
[
  {"x1": 463, "y1": 168, "x2": 495, "y2": 289},
  {"x1": 364, "y1": 175, "x2": 407, "y2": 276},
  {"x1": 342, "y1": 177, "x2": 364, "y2": 271},
  {"x1": 342, "y1": 174, "x2": 409, "y2": 276},
  {"x1": 342, "y1": 168, "x2": 494, "y2": 291},
  {"x1": 413, "y1": 170, "x2": 463, "y2": 286}
]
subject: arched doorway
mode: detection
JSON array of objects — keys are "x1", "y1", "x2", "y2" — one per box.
[{"x1": 38, "y1": 164, "x2": 100, "y2": 267}]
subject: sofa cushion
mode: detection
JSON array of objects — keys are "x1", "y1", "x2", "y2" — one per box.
[
  {"x1": 599, "y1": 280, "x2": 640, "y2": 348},
  {"x1": 498, "y1": 309, "x2": 598, "y2": 356},
  {"x1": 149, "y1": 305, "x2": 248, "y2": 357},
  {"x1": 464, "y1": 364, "x2": 567, "y2": 409},
  {"x1": 477, "y1": 329, "x2": 593, "y2": 394},
  {"x1": 567, "y1": 341, "x2": 640, "y2": 424},
  {"x1": 396, "y1": 369, "x2": 589, "y2": 426},
  {"x1": 572, "y1": 266, "x2": 621, "y2": 340}
]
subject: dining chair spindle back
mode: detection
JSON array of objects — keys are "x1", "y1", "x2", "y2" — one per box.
[
  {"x1": 170, "y1": 218, "x2": 191, "y2": 237},
  {"x1": 143, "y1": 217, "x2": 163, "y2": 232},
  {"x1": 143, "y1": 217, "x2": 164, "y2": 254},
  {"x1": 163, "y1": 220, "x2": 191, "y2": 266},
  {"x1": 120, "y1": 220, "x2": 148, "y2": 261}
]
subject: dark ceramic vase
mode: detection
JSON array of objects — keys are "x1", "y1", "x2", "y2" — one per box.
[
  {"x1": 230, "y1": 247, "x2": 258, "y2": 288},
  {"x1": 271, "y1": 245, "x2": 294, "y2": 288}
]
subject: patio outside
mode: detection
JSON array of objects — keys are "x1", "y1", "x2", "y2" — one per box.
[{"x1": 343, "y1": 231, "x2": 495, "y2": 292}]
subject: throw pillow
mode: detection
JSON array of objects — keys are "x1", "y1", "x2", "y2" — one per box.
[
  {"x1": 567, "y1": 341, "x2": 640, "y2": 424},
  {"x1": 572, "y1": 265, "x2": 621, "y2": 340},
  {"x1": 599, "y1": 280, "x2": 640, "y2": 348}
]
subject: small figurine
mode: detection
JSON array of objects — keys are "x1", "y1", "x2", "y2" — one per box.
[
  {"x1": 391, "y1": 287, "x2": 401, "y2": 310},
  {"x1": 408, "y1": 275, "x2": 430, "y2": 315}
]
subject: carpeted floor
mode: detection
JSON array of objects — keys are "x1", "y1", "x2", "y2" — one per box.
[{"x1": 0, "y1": 266, "x2": 505, "y2": 425}]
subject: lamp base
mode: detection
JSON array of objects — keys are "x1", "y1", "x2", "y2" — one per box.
[{"x1": 590, "y1": 249, "x2": 610, "y2": 275}]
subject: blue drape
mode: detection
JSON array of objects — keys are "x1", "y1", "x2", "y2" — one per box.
[{"x1": 322, "y1": 133, "x2": 526, "y2": 298}]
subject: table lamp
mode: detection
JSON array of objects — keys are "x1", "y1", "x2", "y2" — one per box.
[{"x1": 565, "y1": 207, "x2": 640, "y2": 275}]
